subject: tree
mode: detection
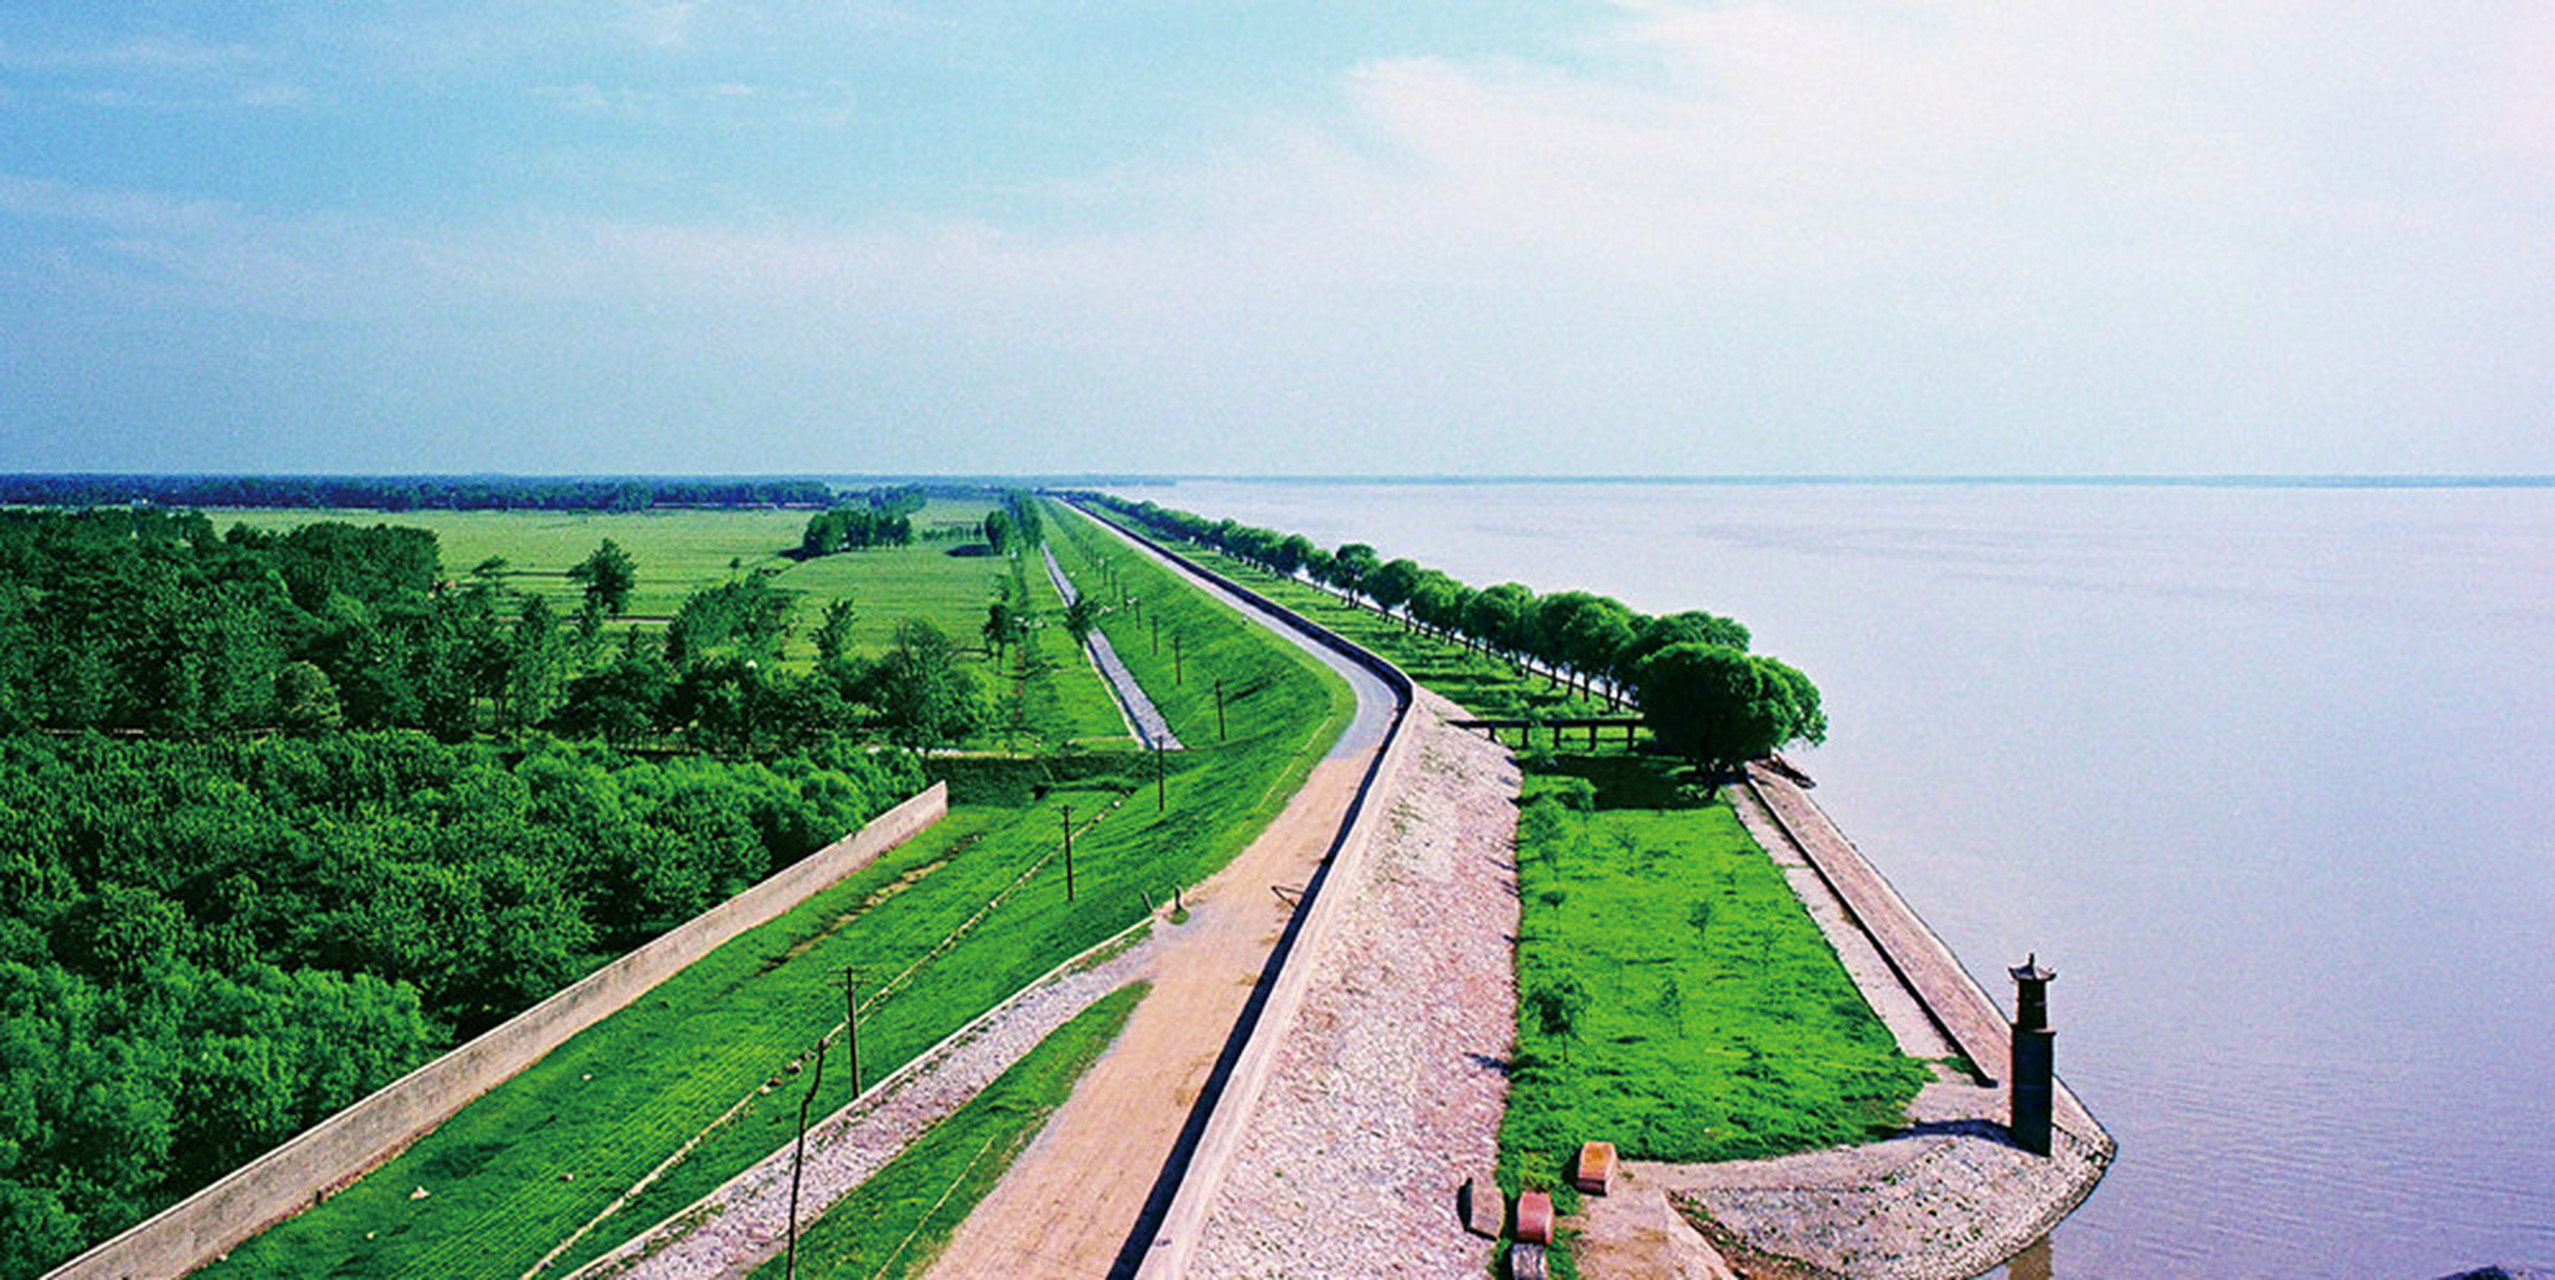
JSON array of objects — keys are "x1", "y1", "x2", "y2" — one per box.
[
  {"x1": 1526, "y1": 975, "x2": 1590, "y2": 1063},
  {"x1": 981, "y1": 508, "x2": 1013, "y2": 555},
  {"x1": 504, "y1": 594, "x2": 570, "y2": 729},
  {"x1": 1365, "y1": 558, "x2": 1423, "y2": 625},
  {"x1": 860, "y1": 619, "x2": 986, "y2": 749},
  {"x1": 1331, "y1": 543, "x2": 1380, "y2": 604},
  {"x1": 981, "y1": 599, "x2": 1020, "y2": 662},
  {"x1": 567, "y1": 539, "x2": 638, "y2": 616},
  {"x1": 1622, "y1": 610, "x2": 1751, "y2": 671},
  {"x1": 274, "y1": 661, "x2": 344, "y2": 733},
  {"x1": 1462, "y1": 582, "x2": 1536, "y2": 660},
  {"x1": 1063, "y1": 594, "x2": 1100, "y2": 645},
  {"x1": 815, "y1": 598, "x2": 860, "y2": 667},
  {"x1": 1631, "y1": 643, "x2": 1822, "y2": 775}
]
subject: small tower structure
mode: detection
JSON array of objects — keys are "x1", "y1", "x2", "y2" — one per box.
[{"x1": 2008, "y1": 953, "x2": 2057, "y2": 1156}]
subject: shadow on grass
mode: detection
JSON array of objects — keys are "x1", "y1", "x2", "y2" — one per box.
[{"x1": 1524, "y1": 752, "x2": 1717, "y2": 811}]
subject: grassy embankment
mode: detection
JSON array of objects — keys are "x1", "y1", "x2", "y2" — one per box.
[
  {"x1": 746, "y1": 983, "x2": 1147, "y2": 1280},
  {"x1": 1169, "y1": 534, "x2": 1927, "y2": 1279},
  {"x1": 206, "y1": 505, "x2": 1352, "y2": 1278}
]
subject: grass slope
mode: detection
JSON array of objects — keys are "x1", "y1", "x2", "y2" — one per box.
[{"x1": 752, "y1": 983, "x2": 1147, "y2": 1280}]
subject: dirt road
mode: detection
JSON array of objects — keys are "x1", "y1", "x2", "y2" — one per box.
[{"x1": 922, "y1": 754, "x2": 1373, "y2": 1277}]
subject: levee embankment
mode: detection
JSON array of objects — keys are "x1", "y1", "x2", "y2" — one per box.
[
  {"x1": 924, "y1": 502, "x2": 1413, "y2": 1279},
  {"x1": 48, "y1": 784, "x2": 948, "y2": 1280}
]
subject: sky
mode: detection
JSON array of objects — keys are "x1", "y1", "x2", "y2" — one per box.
[{"x1": 1, "y1": 1, "x2": 2550, "y2": 477}]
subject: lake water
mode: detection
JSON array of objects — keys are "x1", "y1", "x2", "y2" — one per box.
[{"x1": 1151, "y1": 479, "x2": 2555, "y2": 1279}]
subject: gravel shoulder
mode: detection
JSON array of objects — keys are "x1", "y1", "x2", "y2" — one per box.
[{"x1": 1184, "y1": 691, "x2": 1522, "y2": 1279}]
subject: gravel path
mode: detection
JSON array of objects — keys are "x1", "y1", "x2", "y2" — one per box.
[
  {"x1": 1184, "y1": 692, "x2": 1522, "y2": 1279},
  {"x1": 566, "y1": 926, "x2": 1161, "y2": 1280},
  {"x1": 1043, "y1": 544, "x2": 1181, "y2": 751}
]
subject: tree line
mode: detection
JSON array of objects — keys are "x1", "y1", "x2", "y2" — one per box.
[
  {"x1": 1081, "y1": 494, "x2": 1826, "y2": 773},
  {"x1": 0, "y1": 731, "x2": 923, "y2": 1275},
  {"x1": 794, "y1": 486, "x2": 927, "y2": 558},
  {"x1": 0, "y1": 474, "x2": 839, "y2": 512}
]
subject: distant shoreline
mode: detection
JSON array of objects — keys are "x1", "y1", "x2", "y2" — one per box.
[{"x1": 5, "y1": 471, "x2": 2550, "y2": 497}]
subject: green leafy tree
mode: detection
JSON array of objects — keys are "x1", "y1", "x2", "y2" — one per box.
[
  {"x1": 567, "y1": 539, "x2": 638, "y2": 616},
  {"x1": 1631, "y1": 643, "x2": 1823, "y2": 775},
  {"x1": 815, "y1": 597, "x2": 860, "y2": 666},
  {"x1": 860, "y1": 619, "x2": 986, "y2": 749},
  {"x1": 1527, "y1": 975, "x2": 1591, "y2": 1063}
]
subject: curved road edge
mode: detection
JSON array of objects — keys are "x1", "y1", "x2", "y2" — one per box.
[{"x1": 1058, "y1": 498, "x2": 1420, "y2": 1279}]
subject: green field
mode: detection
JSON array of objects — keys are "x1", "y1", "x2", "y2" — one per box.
[
  {"x1": 756, "y1": 984, "x2": 1147, "y2": 1280},
  {"x1": 223, "y1": 501, "x2": 1137, "y2": 751},
  {"x1": 206, "y1": 501, "x2": 1354, "y2": 1278},
  {"x1": 224, "y1": 502, "x2": 991, "y2": 645}
]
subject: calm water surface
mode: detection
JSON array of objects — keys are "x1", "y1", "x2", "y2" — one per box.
[{"x1": 1158, "y1": 480, "x2": 2555, "y2": 1279}]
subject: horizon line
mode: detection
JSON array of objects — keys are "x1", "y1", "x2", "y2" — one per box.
[{"x1": 4, "y1": 470, "x2": 2552, "y2": 490}]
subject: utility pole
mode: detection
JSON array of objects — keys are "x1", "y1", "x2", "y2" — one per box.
[
  {"x1": 1062, "y1": 803, "x2": 1076, "y2": 902},
  {"x1": 842, "y1": 967, "x2": 863, "y2": 1096},
  {"x1": 1173, "y1": 634, "x2": 1183, "y2": 686},
  {"x1": 1151, "y1": 615, "x2": 1160, "y2": 655},
  {"x1": 783, "y1": 1028, "x2": 830, "y2": 1280},
  {"x1": 1155, "y1": 740, "x2": 1166, "y2": 811},
  {"x1": 1215, "y1": 679, "x2": 1227, "y2": 741}
]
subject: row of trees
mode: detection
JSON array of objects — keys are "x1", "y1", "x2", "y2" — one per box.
[
  {"x1": 0, "y1": 731, "x2": 923, "y2": 1275},
  {"x1": 0, "y1": 475, "x2": 838, "y2": 512},
  {"x1": 1087, "y1": 495, "x2": 1825, "y2": 773},
  {"x1": 795, "y1": 487, "x2": 926, "y2": 557}
]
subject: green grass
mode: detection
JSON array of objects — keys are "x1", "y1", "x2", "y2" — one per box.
[
  {"x1": 219, "y1": 506, "x2": 813, "y2": 622},
  {"x1": 221, "y1": 502, "x2": 1006, "y2": 660},
  {"x1": 753, "y1": 983, "x2": 1147, "y2": 1280},
  {"x1": 980, "y1": 540, "x2": 1134, "y2": 750},
  {"x1": 205, "y1": 508, "x2": 1354, "y2": 1279},
  {"x1": 1496, "y1": 758, "x2": 1929, "y2": 1277}
]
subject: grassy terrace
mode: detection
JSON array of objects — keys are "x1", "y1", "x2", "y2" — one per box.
[
  {"x1": 1131, "y1": 520, "x2": 1926, "y2": 1279},
  {"x1": 205, "y1": 505, "x2": 1353, "y2": 1278}
]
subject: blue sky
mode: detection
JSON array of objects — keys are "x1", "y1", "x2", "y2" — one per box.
[{"x1": 3, "y1": 2, "x2": 2549, "y2": 476}]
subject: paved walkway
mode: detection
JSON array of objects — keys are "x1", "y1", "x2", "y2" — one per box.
[{"x1": 1043, "y1": 545, "x2": 1181, "y2": 751}]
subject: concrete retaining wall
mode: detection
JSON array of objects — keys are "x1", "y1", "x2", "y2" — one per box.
[
  {"x1": 1063, "y1": 502, "x2": 1422, "y2": 1280},
  {"x1": 50, "y1": 782, "x2": 948, "y2": 1280}
]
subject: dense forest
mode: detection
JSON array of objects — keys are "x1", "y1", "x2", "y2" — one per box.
[
  {"x1": 0, "y1": 506, "x2": 963, "y2": 1276},
  {"x1": 0, "y1": 475, "x2": 838, "y2": 512},
  {"x1": 1081, "y1": 493, "x2": 1825, "y2": 772}
]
